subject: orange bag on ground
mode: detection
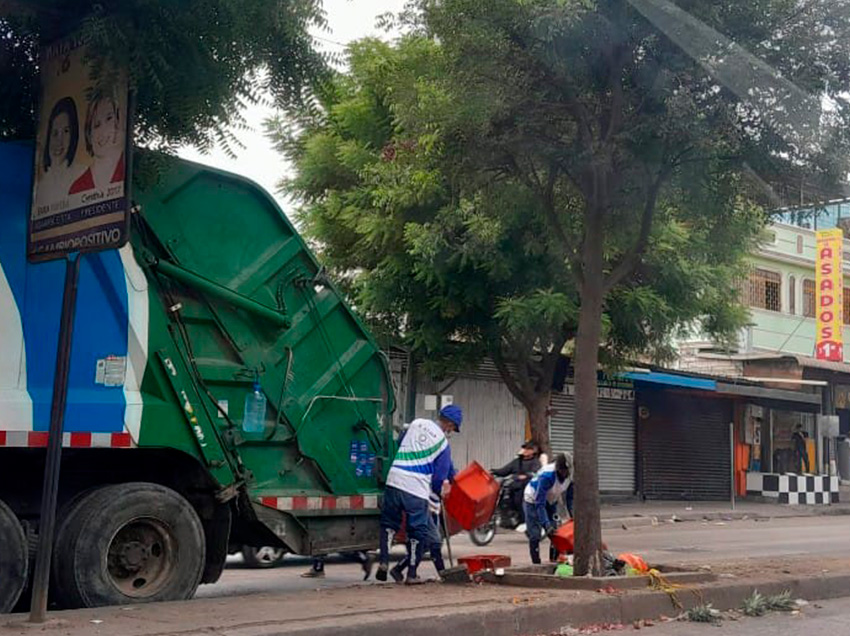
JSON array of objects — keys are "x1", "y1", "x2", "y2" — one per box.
[{"x1": 618, "y1": 552, "x2": 649, "y2": 573}]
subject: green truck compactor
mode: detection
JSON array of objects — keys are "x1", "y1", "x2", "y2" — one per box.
[{"x1": 0, "y1": 142, "x2": 395, "y2": 611}]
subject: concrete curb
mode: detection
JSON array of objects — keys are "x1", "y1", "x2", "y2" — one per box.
[
  {"x1": 602, "y1": 506, "x2": 850, "y2": 530},
  {"x1": 196, "y1": 573, "x2": 850, "y2": 636}
]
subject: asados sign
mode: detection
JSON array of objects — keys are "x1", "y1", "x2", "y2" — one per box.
[{"x1": 815, "y1": 229, "x2": 844, "y2": 362}]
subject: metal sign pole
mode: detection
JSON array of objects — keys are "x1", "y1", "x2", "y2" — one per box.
[{"x1": 29, "y1": 253, "x2": 82, "y2": 623}]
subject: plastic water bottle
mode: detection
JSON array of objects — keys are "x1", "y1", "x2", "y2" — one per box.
[
  {"x1": 349, "y1": 440, "x2": 359, "y2": 464},
  {"x1": 242, "y1": 382, "x2": 266, "y2": 433}
]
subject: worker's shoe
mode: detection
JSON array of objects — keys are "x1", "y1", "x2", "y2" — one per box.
[
  {"x1": 389, "y1": 564, "x2": 405, "y2": 583},
  {"x1": 375, "y1": 564, "x2": 389, "y2": 582},
  {"x1": 301, "y1": 569, "x2": 325, "y2": 578},
  {"x1": 405, "y1": 575, "x2": 425, "y2": 585}
]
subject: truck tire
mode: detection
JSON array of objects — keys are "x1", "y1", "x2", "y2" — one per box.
[
  {"x1": 242, "y1": 546, "x2": 286, "y2": 568},
  {"x1": 53, "y1": 483, "x2": 206, "y2": 608},
  {"x1": 52, "y1": 488, "x2": 108, "y2": 609},
  {"x1": 0, "y1": 499, "x2": 28, "y2": 613}
]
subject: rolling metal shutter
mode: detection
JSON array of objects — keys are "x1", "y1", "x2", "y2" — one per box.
[
  {"x1": 548, "y1": 390, "x2": 636, "y2": 493},
  {"x1": 639, "y1": 394, "x2": 731, "y2": 501}
]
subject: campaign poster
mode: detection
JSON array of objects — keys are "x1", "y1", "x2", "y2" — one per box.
[{"x1": 28, "y1": 35, "x2": 130, "y2": 262}]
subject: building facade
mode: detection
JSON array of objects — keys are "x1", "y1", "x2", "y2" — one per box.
[{"x1": 673, "y1": 203, "x2": 850, "y2": 500}]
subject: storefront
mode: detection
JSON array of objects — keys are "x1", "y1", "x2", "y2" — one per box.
[
  {"x1": 740, "y1": 401, "x2": 838, "y2": 505},
  {"x1": 548, "y1": 382, "x2": 636, "y2": 495},
  {"x1": 637, "y1": 389, "x2": 733, "y2": 501},
  {"x1": 627, "y1": 370, "x2": 833, "y2": 503}
]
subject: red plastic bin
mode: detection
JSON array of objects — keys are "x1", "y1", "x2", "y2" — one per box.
[
  {"x1": 444, "y1": 461, "x2": 500, "y2": 531},
  {"x1": 550, "y1": 520, "x2": 608, "y2": 554},
  {"x1": 458, "y1": 554, "x2": 511, "y2": 575}
]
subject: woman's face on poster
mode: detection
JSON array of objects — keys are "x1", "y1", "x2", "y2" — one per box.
[
  {"x1": 49, "y1": 111, "x2": 72, "y2": 163},
  {"x1": 91, "y1": 99, "x2": 122, "y2": 158}
]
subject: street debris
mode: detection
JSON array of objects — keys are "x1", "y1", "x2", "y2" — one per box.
[
  {"x1": 556, "y1": 623, "x2": 625, "y2": 635},
  {"x1": 684, "y1": 604, "x2": 722, "y2": 624}
]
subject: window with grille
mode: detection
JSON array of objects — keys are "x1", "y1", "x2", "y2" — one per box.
[
  {"x1": 803, "y1": 279, "x2": 815, "y2": 318},
  {"x1": 744, "y1": 268, "x2": 782, "y2": 312}
]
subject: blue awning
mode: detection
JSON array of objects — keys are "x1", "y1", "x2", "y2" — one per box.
[{"x1": 620, "y1": 372, "x2": 717, "y2": 391}]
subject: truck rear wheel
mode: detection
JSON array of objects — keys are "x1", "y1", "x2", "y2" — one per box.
[
  {"x1": 53, "y1": 483, "x2": 206, "y2": 608},
  {"x1": 0, "y1": 499, "x2": 28, "y2": 613}
]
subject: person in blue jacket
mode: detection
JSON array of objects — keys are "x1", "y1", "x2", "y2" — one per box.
[
  {"x1": 376, "y1": 404, "x2": 462, "y2": 584},
  {"x1": 523, "y1": 453, "x2": 573, "y2": 564}
]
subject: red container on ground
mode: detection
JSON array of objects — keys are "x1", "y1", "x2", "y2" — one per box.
[
  {"x1": 444, "y1": 461, "x2": 500, "y2": 531},
  {"x1": 458, "y1": 554, "x2": 511, "y2": 575}
]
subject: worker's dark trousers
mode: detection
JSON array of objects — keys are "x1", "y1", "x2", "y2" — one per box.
[
  {"x1": 523, "y1": 501, "x2": 557, "y2": 565},
  {"x1": 379, "y1": 486, "x2": 429, "y2": 578},
  {"x1": 394, "y1": 514, "x2": 445, "y2": 576}
]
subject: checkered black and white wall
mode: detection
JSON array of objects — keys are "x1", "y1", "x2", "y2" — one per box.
[{"x1": 747, "y1": 472, "x2": 839, "y2": 505}]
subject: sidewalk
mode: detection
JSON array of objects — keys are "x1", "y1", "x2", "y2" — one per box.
[
  {"x1": 599, "y1": 499, "x2": 850, "y2": 529},
  {"x1": 5, "y1": 556, "x2": 850, "y2": 636},
  {"x1": 4, "y1": 509, "x2": 850, "y2": 636}
]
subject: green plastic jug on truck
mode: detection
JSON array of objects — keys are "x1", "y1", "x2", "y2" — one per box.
[{"x1": 0, "y1": 141, "x2": 395, "y2": 612}]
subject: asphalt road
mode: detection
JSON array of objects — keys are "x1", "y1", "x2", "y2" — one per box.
[
  {"x1": 197, "y1": 515, "x2": 850, "y2": 599},
  {"x1": 639, "y1": 597, "x2": 850, "y2": 635}
]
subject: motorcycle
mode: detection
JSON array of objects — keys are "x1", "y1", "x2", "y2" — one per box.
[{"x1": 469, "y1": 474, "x2": 527, "y2": 546}]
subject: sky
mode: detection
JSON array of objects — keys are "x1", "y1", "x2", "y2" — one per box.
[{"x1": 177, "y1": 0, "x2": 409, "y2": 210}]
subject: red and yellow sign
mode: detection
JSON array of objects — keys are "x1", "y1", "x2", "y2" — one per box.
[{"x1": 816, "y1": 229, "x2": 844, "y2": 361}]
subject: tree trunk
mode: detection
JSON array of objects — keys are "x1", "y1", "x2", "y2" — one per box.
[
  {"x1": 573, "y1": 220, "x2": 606, "y2": 577},
  {"x1": 526, "y1": 392, "x2": 551, "y2": 456}
]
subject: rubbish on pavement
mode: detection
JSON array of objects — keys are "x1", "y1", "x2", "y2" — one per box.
[
  {"x1": 555, "y1": 563, "x2": 574, "y2": 577},
  {"x1": 457, "y1": 554, "x2": 510, "y2": 575},
  {"x1": 618, "y1": 553, "x2": 649, "y2": 573},
  {"x1": 601, "y1": 552, "x2": 626, "y2": 577}
]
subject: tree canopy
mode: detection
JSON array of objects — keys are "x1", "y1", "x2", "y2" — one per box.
[
  {"x1": 277, "y1": 0, "x2": 850, "y2": 575},
  {"x1": 0, "y1": 0, "x2": 328, "y2": 153},
  {"x1": 273, "y1": 34, "x2": 762, "y2": 447}
]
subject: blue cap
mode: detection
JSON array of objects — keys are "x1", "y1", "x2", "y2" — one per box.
[{"x1": 439, "y1": 404, "x2": 463, "y2": 431}]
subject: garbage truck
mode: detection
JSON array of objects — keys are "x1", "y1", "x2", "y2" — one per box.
[{"x1": 0, "y1": 141, "x2": 395, "y2": 611}]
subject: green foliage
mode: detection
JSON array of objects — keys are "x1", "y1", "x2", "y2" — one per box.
[
  {"x1": 0, "y1": 1, "x2": 328, "y2": 153},
  {"x1": 766, "y1": 591, "x2": 797, "y2": 612},
  {"x1": 685, "y1": 604, "x2": 721, "y2": 624},
  {"x1": 274, "y1": 27, "x2": 765, "y2": 434},
  {"x1": 742, "y1": 590, "x2": 769, "y2": 617}
]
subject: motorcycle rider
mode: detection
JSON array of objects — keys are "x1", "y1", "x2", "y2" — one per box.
[{"x1": 492, "y1": 441, "x2": 542, "y2": 525}]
